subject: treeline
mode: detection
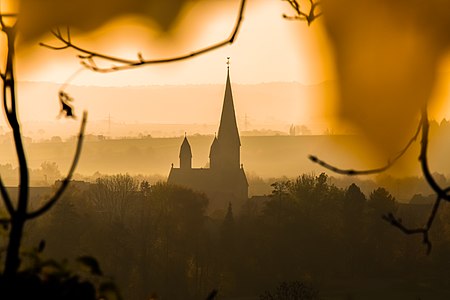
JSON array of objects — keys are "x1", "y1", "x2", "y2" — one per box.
[{"x1": 19, "y1": 173, "x2": 450, "y2": 299}]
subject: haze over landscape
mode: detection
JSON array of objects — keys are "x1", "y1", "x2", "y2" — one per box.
[
  {"x1": 13, "y1": 80, "x2": 336, "y2": 139},
  {"x1": 1, "y1": 0, "x2": 450, "y2": 299}
]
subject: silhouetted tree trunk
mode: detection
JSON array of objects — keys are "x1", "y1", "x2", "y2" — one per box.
[{"x1": 0, "y1": 22, "x2": 86, "y2": 277}]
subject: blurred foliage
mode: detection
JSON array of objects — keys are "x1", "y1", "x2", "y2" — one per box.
[
  {"x1": 321, "y1": 0, "x2": 450, "y2": 154},
  {"x1": 18, "y1": 0, "x2": 195, "y2": 40},
  {"x1": 260, "y1": 281, "x2": 319, "y2": 300},
  {"x1": 0, "y1": 247, "x2": 121, "y2": 300}
]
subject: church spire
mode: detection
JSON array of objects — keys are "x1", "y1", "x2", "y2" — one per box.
[
  {"x1": 209, "y1": 58, "x2": 241, "y2": 170},
  {"x1": 217, "y1": 58, "x2": 241, "y2": 147}
]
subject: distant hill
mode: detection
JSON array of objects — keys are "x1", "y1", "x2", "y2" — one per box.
[
  {"x1": 0, "y1": 134, "x2": 424, "y2": 179},
  {"x1": 1, "y1": 132, "x2": 450, "y2": 200}
]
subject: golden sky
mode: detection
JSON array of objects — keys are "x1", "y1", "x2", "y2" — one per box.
[
  {"x1": 0, "y1": 0, "x2": 337, "y2": 136},
  {"x1": 1, "y1": 0, "x2": 448, "y2": 139},
  {"x1": 16, "y1": 0, "x2": 335, "y2": 86}
]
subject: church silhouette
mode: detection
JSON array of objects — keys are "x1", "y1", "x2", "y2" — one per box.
[{"x1": 168, "y1": 63, "x2": 248, "y2": 210}]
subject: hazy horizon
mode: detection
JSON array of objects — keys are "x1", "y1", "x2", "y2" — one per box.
[{"x1": 9, "y1": 80, "x2": 341, "y2": 139}]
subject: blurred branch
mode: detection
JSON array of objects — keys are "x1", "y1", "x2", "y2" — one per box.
[
  {"x1": 282, "y1": 0, "x2": 322, "y2": 25},
  {"x1": 0, "y1": 0, "x2": 18, "y2": 30},
  {"x1": 40, "y1": 0, "x2": 247, "y2": 73},
  {"x1": 383, "y1": 194, "x2": 443, "y2": 255},
  {"x1": 418, "y1": 108, "x2": 450, "y2": 200},
  {"x1": 0, "y1": 177, "x2": 14, "y2": 216},
  {"x1": 309, "y1": 120, "x2": 422, "y2": 175},
  {"x1": 27, "y1": 111, "x2": 88, "y2": 219},
  {"x1": 386, "y1": 107, "x2": 450, "y2": 253},
  {"x1": 2, "y1": 23, "x2": 31, "y2": 276},
  {"x1": 0, "y1": 7, "x2": 5, "y2": 29},
  {"x1": 313, "y1": 106, "x2": 450, "y2": 253},
  {"x1": 0, "y1": 12, "x2": 85, "y2": 277},
  {"x1": 0, "y1": 0, "x2": 18, "y2": 29}
]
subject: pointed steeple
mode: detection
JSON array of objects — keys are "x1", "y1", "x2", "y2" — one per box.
[
  {"x1": 179, "y1": 135, "x2": 192, "y2": 169},
  {"x1": 208, "y1": 59, "x2": 242, "y2": 170},
  {"x1": 217, "y1": 62, "x2": 241, "y2": 146}
]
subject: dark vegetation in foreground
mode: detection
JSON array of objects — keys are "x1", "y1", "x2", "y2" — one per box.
[{"x1": 6, "y1": 173, "x2": 450, "y2": 299}]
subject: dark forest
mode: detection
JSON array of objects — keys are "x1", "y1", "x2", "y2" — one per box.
[{"x1": 11, "y1": 173, "x2": 449, "y2": 299}]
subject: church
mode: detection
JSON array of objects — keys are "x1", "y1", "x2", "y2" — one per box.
[{"x1": 167, "y1": 64, "x2": 248, "y2": 210}]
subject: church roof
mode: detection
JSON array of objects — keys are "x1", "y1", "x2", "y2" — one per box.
[
  {"x1": 179, "y1": 136, "x2": 192, "y2": 158},
  {"x1": 217, "y1": 68, "x2": 241, "y2": 146},
  {"x1": 168, "y1": 167, "x2": 248, "y2": 193}
]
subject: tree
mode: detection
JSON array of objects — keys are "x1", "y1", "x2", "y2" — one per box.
[
  {"x1": 88, "y1": 174, "x2": 139, "y2": 224},
  {"x1": 342, "y1": 183, "x2": 366, "y2": 277},
  {"x1": 141, "y1": 182, "x2": 209, "y2": 299},
  {"x1": 368, "y1": 188, "x2": 396, "y2": 215},
  {"x1": 343, "y1": 183, "x2": 365, "y2": 222}
]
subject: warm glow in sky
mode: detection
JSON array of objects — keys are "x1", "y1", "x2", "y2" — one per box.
[
  {"x1": 2, "y1": 0, "x2": 340, "y2": 136},
  {"x1": 16, "y1": 0, "x2": 334, "y2": 86},
  {"x1": 2, "y1": 0, "x2": 449, "y2": 138}
]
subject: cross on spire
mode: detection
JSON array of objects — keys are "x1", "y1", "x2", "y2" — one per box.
[{"x1": 226, "y1": 57, "x2": 230, "y2": 69}]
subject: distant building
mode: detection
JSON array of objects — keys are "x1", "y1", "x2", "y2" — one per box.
[{"x1": 168, "y1": 64, "x2": 248, "y2": 210}]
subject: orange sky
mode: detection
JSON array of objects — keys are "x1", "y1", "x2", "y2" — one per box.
[
  {"x1": 16, "y1": 0, "x2": 335, "y2": 86},
  {"x1": 1, "y1": 0, "x2": 449, "y2": 136},
  {"x1": 0, "y1": 0, "x2": 337, "y2": 136}
]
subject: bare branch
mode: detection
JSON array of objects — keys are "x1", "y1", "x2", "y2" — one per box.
[
  {"x1": 40, "y1": 43, "x2": 70, "y2": 51},
  {"x1": 282, "y1": 0, "x2": 321, "y2": 25},
  {"x1": 383, "y1": 194, "x2": 444, "y2": 255},
  {"x1": 309, "y1": 120, "x2": 422, "y2": 175},
  {"x1": 26, "y1": 111, "x2": 88, "y2": 219},
  {"x1": 321, "y1": 107, "x2": 450, "y2": 254},
  {"x1": 0, "y1": 7, "x2": 5, "y2": 29},
  {"x1": 0, "y1": 4, "x2": 17, "y2": 29},
  {"x1": 0, "y1": 177, "x2": 15, "y2": 216},
  {"x1": 418, "y1": 107, "x2": 450, "y2": 200},
  {"x1": 40, "y1": 0, "x2": 247, "y2": 73},
  {"x1": 40, "y1": 28, "x2": 71, "y2": 50},
  {"x1": 309, "y1": 155, "x2": 391, "y2": 176},
  {"x1": 3, "y1": 23, "x2": 31, "y2": 276},
  {"x1": 66, "y1": 26, "x2": 71, "y2": 44},
  {"x1": 381, "y1": 108, "x2": 450, "y2": 254}
]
